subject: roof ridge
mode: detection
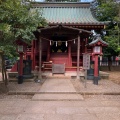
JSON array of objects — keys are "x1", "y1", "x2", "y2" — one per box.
[{"x1": 32, "y1": 2, "x2": 90, "y2": 8}]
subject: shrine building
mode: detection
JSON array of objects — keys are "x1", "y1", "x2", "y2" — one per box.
[{"x1": 23, "y1": 1, "x2": 106, "y2": 74}]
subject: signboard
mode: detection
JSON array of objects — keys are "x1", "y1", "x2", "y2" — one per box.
[
  {"x1": 52, "y1": 64, "x2": 65, "y2": 74},
  {"x1": 83, "y1": 54, "x2": 90, "y2": 70}
]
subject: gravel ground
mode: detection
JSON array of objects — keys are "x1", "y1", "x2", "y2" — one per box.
[
  {"x1": 71, "y1": 71, "x2": 120, "y2": 94},
  {"x1": 83, "y1": 95, "x2": 120, "y2": 100},
  {"x1": 0, "y1": 94, "x2": 33, "y2": 100},
  {"x1": 0, "y1": 71, "x2": 120, "y2": 100},
  {"x1": 107, "y1": 71, "x2": 120, "y2": 85},
  {"x1": 0, "y1": 77, "x2": 46, "y2": 95}
]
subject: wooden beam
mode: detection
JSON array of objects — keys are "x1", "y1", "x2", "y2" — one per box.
[
  {"x1": 39, "y1": 25, "x2": 92, "y2": 34},
  {"x1": 38, "y1": 36, "x2": 42, "y2": 80},
  {"x1": 77, "y1": 34, "x2": 80, "y2": 79}
]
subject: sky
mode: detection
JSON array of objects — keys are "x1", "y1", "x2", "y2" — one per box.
[{"x1": 35, "y1": 0, "x2": 120, "y2": 1}]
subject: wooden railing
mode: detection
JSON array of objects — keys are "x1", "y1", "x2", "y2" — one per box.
[
  {"x1": 72, "y1": 61, "x2": 82, "y2": 66},
  {"x1": 42, "y1": 61, "x2": 53, "y2": 71},
  {"x1": 42, "y1": 61, "x2": 83, "y2": 71}
]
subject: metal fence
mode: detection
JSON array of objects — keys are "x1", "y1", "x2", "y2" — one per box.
[{"x1": 100, "y1": 60, "x2": 120, "y2": 66}]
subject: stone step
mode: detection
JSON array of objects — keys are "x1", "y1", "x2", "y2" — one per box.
[
  {"x1": 45, "y1": 75, "x2": 71, "y2": 79},
  {"x1": 42, "y1": 71, "x2": 85, "y2": 79},
  {"x1": 32, "y1": 93, "x2": 84, "y2": 101}
]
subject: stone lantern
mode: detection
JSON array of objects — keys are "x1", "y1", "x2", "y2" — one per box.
[
  {"x1": 15, "y1": 40, "x2": 28, "y2": 84},
  {"x1": 89, "y1": 34, "x2": 108, "y2": 85}
]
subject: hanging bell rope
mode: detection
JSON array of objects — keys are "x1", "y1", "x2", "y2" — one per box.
[
  {"x1": 74, "y1": 39, "x2": 75, "y2": 44},
  {"x1": 66, "y1": 41, "x2": 67, "y2": 47},
  {"x1": 56, "y1": 41, "x2": 57, "y2": 47}
]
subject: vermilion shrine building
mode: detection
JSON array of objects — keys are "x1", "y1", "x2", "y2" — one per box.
[{"x1": 22, "y1": 2, "x2": 106, "y2": 74}]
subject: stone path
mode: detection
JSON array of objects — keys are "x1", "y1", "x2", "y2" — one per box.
[
  {"x1": 1, "y1": 73, "x2": 120, "y2": 119},
  {"x1": 32, "y1": 93, "x2": 84, "y2": 101},
  {"x1": 38, "y1": 79, "x2": 76, "y2": 93},
  {"x1": 32, "y1": 78, "x2": 84, "y2": 101},
  {"x1": 0, "y1": 98, "x2": 120, "y2": 120}
]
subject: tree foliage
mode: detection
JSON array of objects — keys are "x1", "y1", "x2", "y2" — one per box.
[
  {"x1": 0, "y1": 0, "x2": 47, "y2": 58},
  {"x1": 95, "y1": 0, "x2": 120, "y2": 56}
]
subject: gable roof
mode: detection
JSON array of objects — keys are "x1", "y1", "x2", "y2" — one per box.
[
  {"x1": 88, "y1": 34, "x2": 108, "y2": 46},
  {"x1": 32, "y1": 2, "x2": 106, "y2": 25}
]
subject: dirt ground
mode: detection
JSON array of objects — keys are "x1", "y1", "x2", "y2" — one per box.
[
  {"x1": 0, "y1": 71, "x2": 120, "y2": 95},
  {"x1": 107, "y1": 71, "x2": 120, "y2": 85}
]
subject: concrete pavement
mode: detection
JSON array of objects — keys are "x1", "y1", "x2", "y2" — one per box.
[
  {"x1": 32, "y1": 93, "x2": 84, "y2": 101},
  {"x1": 0, "y1": 98, "x2": 120, "y2": 120},
  {"x1": 0, "y1": 74, "x2": 120, "y2": 120},
  {"x1": 38, "y1": 79, "x2": 76, "y2": 93}
]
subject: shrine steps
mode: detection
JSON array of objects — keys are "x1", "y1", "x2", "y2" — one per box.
[
  {"x1": 42, "y1": 71, "x2": 85, "y2": 79},
  {"x1": 32, "y1": 93, "x2": 84, "y2": 101},
  {"x1": 50, "y1": 53, "x2": 70, "y2": 66},
  {"x1": 7, "y1": 71, "x2": 109, "y2": 82}
]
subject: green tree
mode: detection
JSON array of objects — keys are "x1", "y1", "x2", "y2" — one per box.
[
  {"x1": 0, "y1": 0, "x2": 47, "y2": 58},
  {"x1": 95, "y1": 0, "x2": 120, "y2": 56}
]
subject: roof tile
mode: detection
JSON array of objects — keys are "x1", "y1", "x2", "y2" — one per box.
[{"x1": 32, "y1": 5, "x2": 105, "y2": 25}]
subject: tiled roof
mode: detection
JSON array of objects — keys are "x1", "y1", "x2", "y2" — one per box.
[
  {"x1": 32, "y1": 3, "x2": 105, "y2": 25},
  {"x1": 88, "y1": 34, "x2": 108, "y2": 46}
]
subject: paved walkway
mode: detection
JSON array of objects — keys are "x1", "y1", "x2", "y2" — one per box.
[
  {"x1": 32, "y1": 78, "x2": 85, "y2": 101},
  {"x1": 39, "y1": 79, "x2": 76, "y2": 93},
  {"x1": 0, "y1": 74, "x2": 120, "y2": 120},
  {"x1": 0, "y1": 97, "x2": 120, "y2": 120}
]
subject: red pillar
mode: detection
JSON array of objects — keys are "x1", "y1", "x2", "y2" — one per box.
[
  {"x1": 77, "y1": 35, "x2": 80, "y2": 79},
  {"x1": 18, "y1": 52, "x2": 23, "y2": 84},
  {"x1": 38, "y1": 37, "x2": 42, "y2": 80},
  {"x1": 94, "y1": 55, "x2": 98, "y2": 77},
  {"x1": 93, "y1": 54, "x2": 99, "y2": 85},
  {"x1": 33, "y1": 40, "x2": 35, "y2": 70},
  {"x1": 92, "y1": 48, "x2": 95, "y2": 61},
  {"x1": 85, "y1": 38, "x2": 87, "y2": 53},
  {"x1": 68, "y1": 41, "x2": 72, "y2": 66},
  {"x1": 47, "y1": 41, "x2": 50, "y2": 61},
  {"x1": 19, "y1": 53, "x2": 23, "y2": 76},
  {"x1": 31, "y1": 40, "x2": 34, "y2": 70},
  {"x1": 34, "y1": 40, "x2": 36, "y2": 69}
]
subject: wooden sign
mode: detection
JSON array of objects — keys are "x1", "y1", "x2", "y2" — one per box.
[{"x1": 83, "y1": 54, "x2": 90, "y2": 70}]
